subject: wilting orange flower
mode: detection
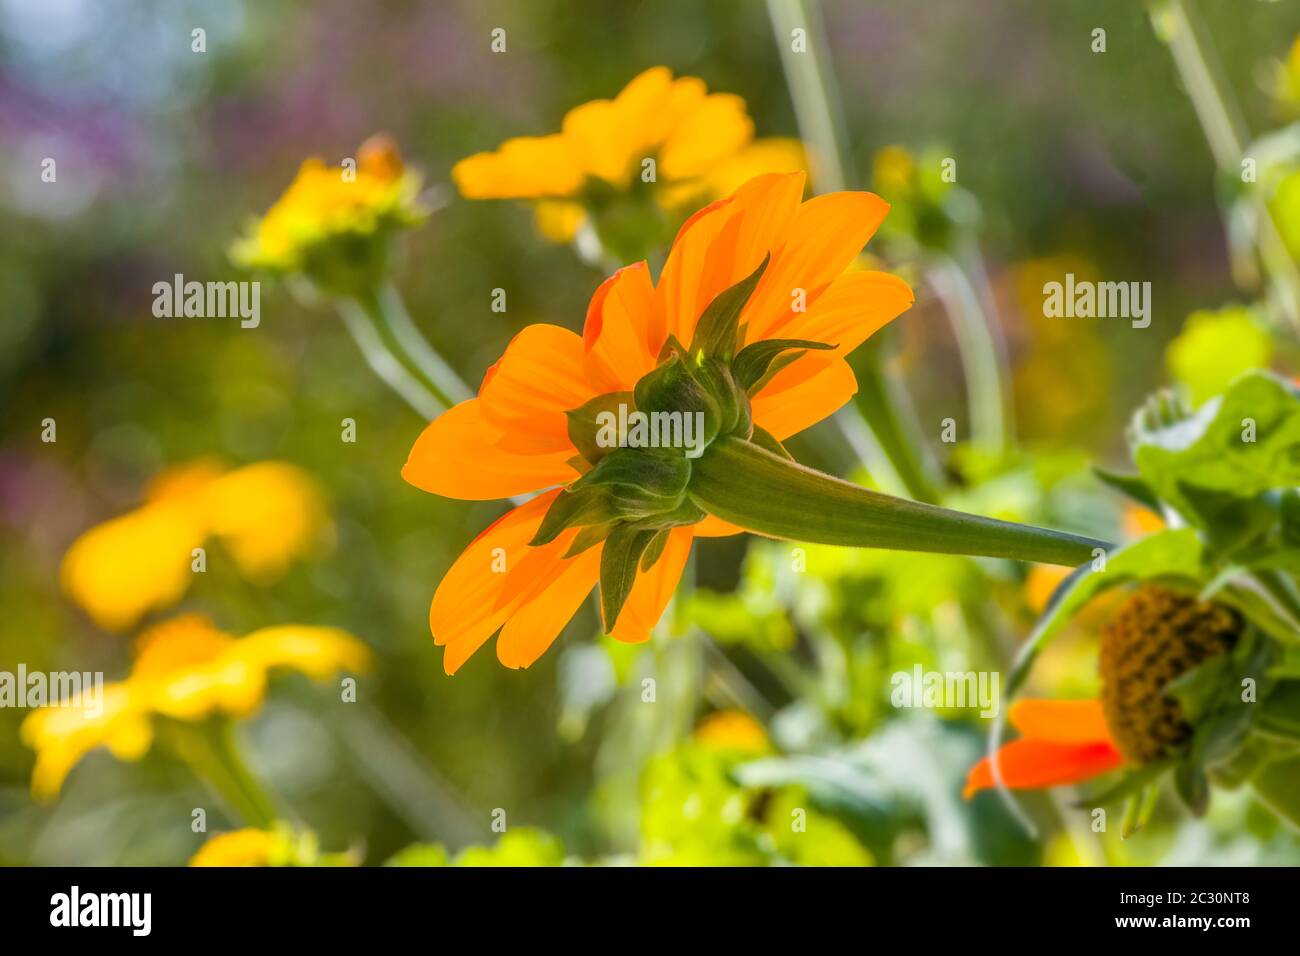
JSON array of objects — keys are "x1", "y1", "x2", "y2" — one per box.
[
  {"x1": 403, "y1": 171, "x2": 914, "y2": 672},
  {"x1": 452, "y1": 66, "x2": 805, "y2": 242},
  {"x1": 963, "y1": 699, "x2": 1123, "y2": 798},
  {"x1": 61, "y1": 460, "x2": 330, "y2": 632}
]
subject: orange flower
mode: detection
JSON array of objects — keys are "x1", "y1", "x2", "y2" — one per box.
[
  {"x1": 963, "y1": 698, "x2": 1124, "y2": 798},
  {"x1": 403, "y1": 171, "x2": 913, "y2": 673}
]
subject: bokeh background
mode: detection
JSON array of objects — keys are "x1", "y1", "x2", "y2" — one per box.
[{"x1": 3, "y1": 0, "x2": 1300, "y2": 865}]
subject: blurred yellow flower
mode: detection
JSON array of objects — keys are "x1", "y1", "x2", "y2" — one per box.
[
  {"x1": 190, "y1": 828, "x2": 279, "y2": 867},
  {"x1": 452, "y1": 66, "x2": 805, "y2": 247},
  {"x1": 21, "y1": 614, "x2": 370, "y2": 800},
  {"x1": 231, "y1": 135, "x2": 427, "y2": 288},
  {"x1": 61, "y1": 460, "x2": 330, "y2": 632},
  {"x1": 692, "y1": 710, "x2": 770, "y2": 755},
  {"x1": 190, "y1": 823, "x2": 356, "y2": 867}
]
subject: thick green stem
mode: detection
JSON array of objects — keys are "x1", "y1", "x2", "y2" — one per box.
[{"x1": 690, "y1": 436, "x2": 1110, "y2": 566}]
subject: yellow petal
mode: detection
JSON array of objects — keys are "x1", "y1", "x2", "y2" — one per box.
[{"x1": 452, "y1": 135, "x2": 585, "y2": 199}]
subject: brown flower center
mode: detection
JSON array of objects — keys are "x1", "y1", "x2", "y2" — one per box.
[{"x1": 1099, "y1": 583, "x2": 1240, "y2": 763}]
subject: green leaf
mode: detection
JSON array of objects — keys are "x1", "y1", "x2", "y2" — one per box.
[
  {"x1": 1258, "y1": 682, "x2": 1300, "y2": 742},
  {"x1": 1251, "y1": 755, "x2": 1300, "y2": 829},
  {"x1": 1092, "y1": 466, "x2": 1163, "y2": 514},
  {"x1": 600, "y1": 525, "x2": 657, "y2": 630},
  {"x1": 689, "y1": 253, "x2": 769, "y2": 361},
  {"x1": 733, "y1": 338, "x2": 835, "y2": 392},
  {"x1": 1133, "y1": 372, "x2": 1300, "y2": 520}
]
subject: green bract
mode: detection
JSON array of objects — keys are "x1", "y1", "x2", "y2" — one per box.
[{"x1": 540, "y1": 257, "x2": 1112, "y2": 632}]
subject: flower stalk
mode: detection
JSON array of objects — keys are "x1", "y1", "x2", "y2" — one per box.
[
  {"x1": 689, "y1": 436, "x2": 1110, "y2": 566},
  {"x1": 163, "y1": 720, "x2": 279, "y2": 829}
]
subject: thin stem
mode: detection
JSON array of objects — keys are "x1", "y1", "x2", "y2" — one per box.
[
  {"x1": 691, "y1": 437, "x2": 1111, "y2": 566},
  {"x1": 766, "y1": 0, "x2": 850, "y2": 192},
  {"x1": 1153, "y1": 0, "x2": 1300, "y2": 331},
  {"x1": 848, "y1": 341, "x2": 944, "y2": 503},
  {"x1": 335, "y1": 296, "x2": 443, "y2": 420},
  {"x1": 926, "y1": 253, "x2": 1011, "y2": 454},
  {"x1": 766, "y1": 0, "x2": 946, "y2": 498},
  {"x1": 163, "y1": 720, "x2": 278, "y2": 829},
  {"x1": 373, "y1": 282, "x2": 474, "y2": 408}
]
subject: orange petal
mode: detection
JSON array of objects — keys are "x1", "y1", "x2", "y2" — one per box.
[
  {"x1": 762, "y1": 270, "x2": 914, "y2": 355},
  {"x1": 744, "y1": 191, "x2": 890, "y2": 341},
  {"x1": 431, "y1": 492, "x2": 557, "y2": 674},
  {"x1": 609, "y1": 527, "x2": 694, "y2": 642},
  {"x1": 479, "y1": 325, "x2": 600, "y2": 455},
  {"x1": 750, "y1": 358, "x2": 858, "y2": 441},
  {"x1": 582, "y1": 262, "x2": 659, "y2": 391},
  {"x1": 963, "y1": 739, "x2": 1124, "y2": 799},
  {"x1": 1008, "y1": 698, "x2": 1116, "y2": 745},
  {"x1": 496, "y1": 546, "x2": 602, "y2": 669},
  {"x1": 694, "y1": 514, "x2": 746, "y2": 538},
  {"x1": 402, "y1": 400, "x2": 576, "y2": 501},
  {"x1": 655, "y1": 173, "x2": 805, "y2": 349}
]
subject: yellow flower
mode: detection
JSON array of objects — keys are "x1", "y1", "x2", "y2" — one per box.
[
  {"x1": 452, "y1": 66, "x2": 805, "y2": 252},
  {"x1": 61, "y1": 460, "x2": 330, "y2": 632},
  {"x1": 189, "y1": 823, "x2": 355, "y2": 867},
  {"x1": 20, "y1": 614, "x2": 370, "y2": 800},
  {"x1": 231, "y1": 135, "x2": 427, "y2": 289},
  {"x1": 692, "y1": 710, "x2": 770, "y2": 755},
  {"x1": 189, "y1": 828, "x2": 280, "y2": 867}
]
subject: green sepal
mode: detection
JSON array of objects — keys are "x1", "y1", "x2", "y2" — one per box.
[
  {"x1": 693, "y1": 358, "x2": 751, "y2": 438},
  {"x1": 749, "y1": 425, "x2": 793, "y2": 461},
  {"x1": 562, "y1": 522, "x2": 618, "y2": 559},
  {"x1": 1172, "y1": 763, "x2": 1209, "y2": 817},
  {"x1": 566, "y1": 391, "x2": 634, "y2": 465},
  {"x1": 689, "y1": 253, "x2": 769, "y2": 362},
  {"x1": 733, "y1": 338, "x2": 835, "y2": 392},
  {"x1": 574, "y1": 447, "x2": 691, "y2": 503},
  {"x1": 600, "y1": 525, "x2": 658, "y2": 630},
  {"x1": 632, "y1": 353, "x2": 721, "y2": 452},
  {"x1": 640, "y1": 527, "x2": 671, "y2": 571},
  {"x1": 531, "y1": 485, "x2": 619, "y2": 547}
]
